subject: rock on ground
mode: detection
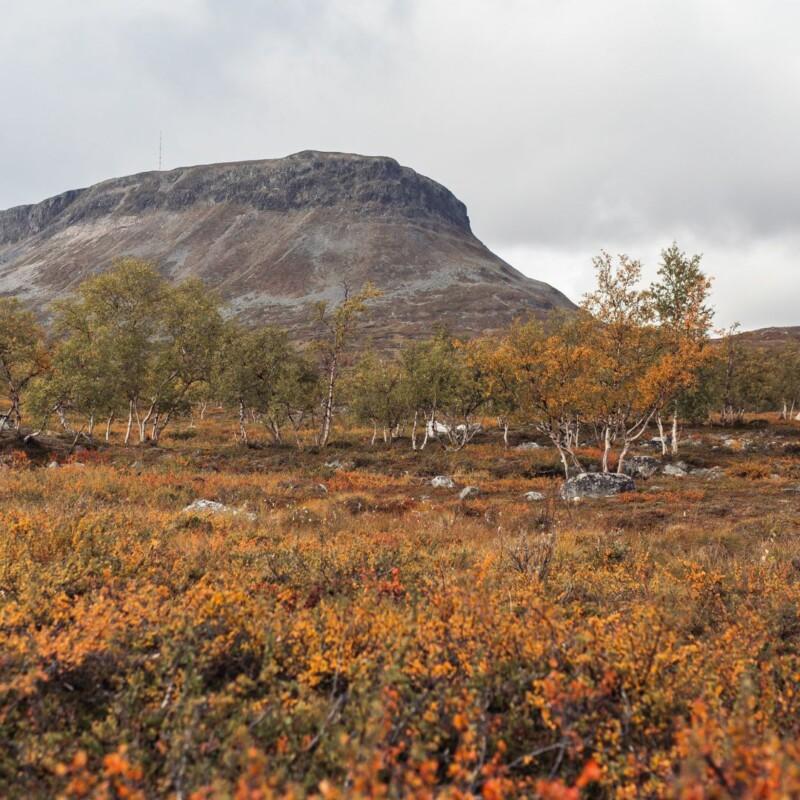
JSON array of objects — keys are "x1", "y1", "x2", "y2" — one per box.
[
  {"x1": 622, "y1": 455, "x2": 661, "y2": 479},
  {"x1": 693, "y1": 466, "x2": 724, "y2": 480},
  {"x1": 182, "y1": 499, "x2": 256, "y2": 520},
  {"x1": 431, "y1": 475, "x2": 456, "y2": 489},
  {"x1": 662, "y1": 464, "x2": 688, "y2": 477},
  {"x1": 324, "y1": 460, "x2": 354, "y2": 471},
  {"x1": 459, "y1": 486, "x2": 480, "y2": 500},
  {"x1": 523, "y1": 491, "x2": 546, "y2": 502},
  {"x1": 183, "y1": 499, "x2": 230, "y2": 514},
  {"x1": 561, "y1": 473, "x2": 635, "y2": 500}
]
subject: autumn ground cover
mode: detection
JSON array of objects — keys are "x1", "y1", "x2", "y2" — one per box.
[{"x1": 2, "y1": 414, "x2": 800, "y2": 799}]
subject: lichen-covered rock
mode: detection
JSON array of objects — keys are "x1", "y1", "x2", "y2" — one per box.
[
  {"x1": 692, "y1": 466, "x2": 724, "y2": 479},
  {"x1": 560, "y1": 472, "x2": 635, "y2": 500},
  {"x1": 431, "y1": 475, "x2": 456, "y2": 489},
  {"x1": 183, "y1": 499, "x2": 230, "y2": 514},
  {"x1": 622, "y1": 455, "x2": 660, "y2": 479},
  {"x1": 182, "y1": 499, "x2": 256, "y2": 520},
  {"x1": 662, "y1": 464, "x2": 687, "y2": 477},
  {"x1": 459, "y1": 486, "x2": 480, "y2": 500},
  {"x1": 523, "y1": 491, "x2": 546, "y2": 502},
  {"x1": 324, "y1": 460, "x2": 354, "y2": 471}
]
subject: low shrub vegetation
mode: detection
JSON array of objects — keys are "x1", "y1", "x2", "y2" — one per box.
[{"x1": 2, "y1": 246, "x2": 800, "y2": 797}]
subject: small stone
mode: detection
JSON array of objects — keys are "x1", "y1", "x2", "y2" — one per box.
[
  {"x1": 431, "y1": 475, "x2": 455, "y2": 489},
  {"x1": 183, "y1": 499, "x2": 229, "y2": 514},
  {"x1": 459, "y1": 486, "x2": 480, "y2": 500},
  {"x1": 523, "y1": 491, "x2": 545, "y2": 502},
  {"x1": 324, "y1": 460, "x2": 354, "y2": 471},
  {"x1": 515, "y1": 441, "x2": 542, "y2": 451},
  {"x1": 722, "y1": 437, "x2": 747, "y2": 450},
  {"x1": 182, "y1": 499, "x2": 256, "y2": 520},
  {"x1": 692, "y1": 466, "x2": 724, "y2": 480},
  {"x1": 46, "y1": 461, "x2": 59, "y2": 469}
]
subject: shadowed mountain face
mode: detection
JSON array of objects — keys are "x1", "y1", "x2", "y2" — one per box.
[{"x1": 0, "y1": 150, "x2": 574, "y2": 344}]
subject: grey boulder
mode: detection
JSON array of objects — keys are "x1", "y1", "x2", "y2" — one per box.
[
  {"x1": 622, "y1": 455, "x2": 661, "y2": 479},
  {"x1": 662, "y1": 463, "x2": 687, "y2": 477},
  {"x1": 561, "y1": 472, "x2": 635, "y2": 500}
]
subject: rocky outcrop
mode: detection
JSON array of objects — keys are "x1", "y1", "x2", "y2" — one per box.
[
  {"x1": 0, "y1": 151, "x2": 574, "y2": 344},
  {"x1": 1, "y1": 152, "x2": 470, "y2": 245}
]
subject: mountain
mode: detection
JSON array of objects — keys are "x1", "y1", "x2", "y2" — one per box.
[{"x1": 0, "y1": 150, "x2": 574, "y2": 344}]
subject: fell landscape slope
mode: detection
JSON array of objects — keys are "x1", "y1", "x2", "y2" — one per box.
[
  {"x1": 0, "y1": 151, "x2": 573, "y2": 343},
  {"x1": 732, "y1": 326, "x2": 800, "y2": 348}
]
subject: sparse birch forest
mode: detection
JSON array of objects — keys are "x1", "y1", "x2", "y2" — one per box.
[{"x1": 2, "y1": 246, "x2": 800, "y2": 798}]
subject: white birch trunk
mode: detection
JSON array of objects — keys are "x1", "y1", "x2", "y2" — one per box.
[
  {"x1": 601, "y1": 425, "x2": 612, "y2": 473},
  {"x1": 656, "y1": 414, "x2": 668, "y2": 455},
  {"x1": 124, "y1": 401, "x2": 134, "y2": 446},
  {"x1": 671, "y1": 411, "x2": 679, "y2": 456}
]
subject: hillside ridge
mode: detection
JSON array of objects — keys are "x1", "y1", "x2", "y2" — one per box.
[{"x1": 0, "y1": 150, "x2": 574, "y2": 343}]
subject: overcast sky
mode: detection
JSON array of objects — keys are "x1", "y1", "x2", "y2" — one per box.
[{"x1": 2, "y1": 0, "x2": 799, "y2": 329}]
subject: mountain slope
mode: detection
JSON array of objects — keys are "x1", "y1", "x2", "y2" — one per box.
[
  {"x1": 0, "y1": 150, "x2": 574, "y2": 343},
  {"x1": 732, "y1": 326, "x2": 800, "y2": 348}
]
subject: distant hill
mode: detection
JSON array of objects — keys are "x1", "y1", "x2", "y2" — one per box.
[
  {"x1": 0, "y1": 150, "x2": 574, "y2": 344},
  {"x1": 730, "y1": 326, "x2": 800, "y2": 348}
]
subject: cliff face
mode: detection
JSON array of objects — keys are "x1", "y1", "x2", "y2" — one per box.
[{"x1": 0, "y1": 150, "x2": 574, "y2": 343}]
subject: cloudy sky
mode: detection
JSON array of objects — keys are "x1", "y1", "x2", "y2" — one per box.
[{"x1": 2, "y1": 0, "x2": 798, "y2": 329}]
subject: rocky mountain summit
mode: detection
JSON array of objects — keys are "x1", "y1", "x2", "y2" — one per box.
[{"x1": 0, "y1": 150, "x2": 573, "y2": 343}]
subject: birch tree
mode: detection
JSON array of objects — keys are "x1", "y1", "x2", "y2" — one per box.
[
  {"x1": 214, "y1": 323, "x2": 304, "y2": 444},
  {"x1": 142, "y1": 279, "x2": 223, "y2": 443},
  {"x1": 499, "y1": 315, "x2": 595, "y2": 477},
  {"x1": 51, "y1": 259, "x2": 223, "y2": 444},
  {"x1": 346, "y1": 351, "x2": 408, "y2": 446},
  {"x1": 313, "y1": 283, "x2": 381, "y2": 447},
  {"x1": 464, "y1": 334, "x2": 519, "y2": 448},
  {"x1": 649, "y1": 243, "x2": 713, "y2": 454},
  {"x1": 400, "y1": 331, "x2": 459, "y2": 450},
  {"x1": 0, "y1": 298, "x2": 49, "y2": 434},
  {"x1": 583, "y1": 252, "x2": 710, "y2": 474},
  {"x1": 56, "y1": 259, "x2": 166, "y2": 444}
]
